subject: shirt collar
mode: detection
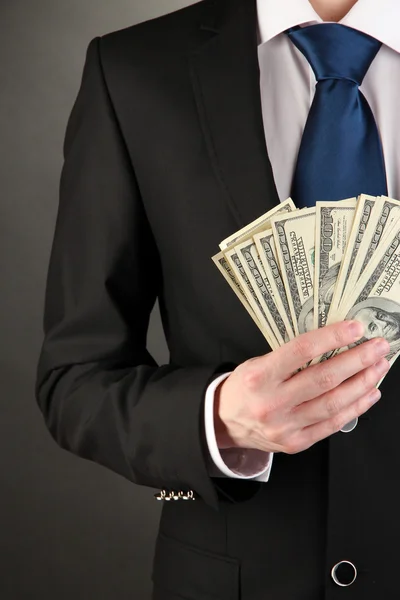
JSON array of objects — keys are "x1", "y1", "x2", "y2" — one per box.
[{"x1": 256, "y1": 0, "x2": 400, "y2": 53}]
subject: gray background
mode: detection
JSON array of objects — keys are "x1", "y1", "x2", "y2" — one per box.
[{"x1": 1, "y1": 1, "x2": 195, "y2": 598}]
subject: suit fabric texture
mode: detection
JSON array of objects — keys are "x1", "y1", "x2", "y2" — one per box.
[{"x1": 35, "y1": 0, "x2": 400, "y2": 598}]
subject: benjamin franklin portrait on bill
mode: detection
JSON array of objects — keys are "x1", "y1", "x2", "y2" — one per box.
[{"x1": 346, "y1": 297, "x2": 400, "y2": 358}]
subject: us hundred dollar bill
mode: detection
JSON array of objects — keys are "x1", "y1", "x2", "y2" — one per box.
[
  {"x1": 326, "y1": 194, "x2": 377, "y2": 322},
  {"x1": 235, "y1": 238, "x2": 290, "y2": 344},
  {"x1": 211, "y1": 251, "x2": 261, "y2": 329},
  {"x1": 341, "y1": 196, "x2": 400, "y2": 305},
  {"x1": 219, "y1": 198, "x2": 296, "y2": 251},
  {"x1": 337, "y1": 224, "x2": 400, "y2": 365},
  {"x1": 213, "y1": 198, "x2": 296, "y2": 348},
  {"x1": 224, "y1": 245, "x2": 279, "y2": 349},
  {"x1": 338, "y1": 226, "x2": 400, "y2": 318},
  {"x1": 253, "y1": 229, "x2": 295, "y2": 340},
  {"x1": 270, "y1": 207, "x2": 316, "y2": 336},
  {"x1": 313, "y1": 199, "x2": 357, "y2": 331}
]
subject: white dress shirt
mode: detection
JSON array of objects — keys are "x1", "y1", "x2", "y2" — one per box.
[{"x1": 204, "y1": 0, "x2": 400, "y2": 480}]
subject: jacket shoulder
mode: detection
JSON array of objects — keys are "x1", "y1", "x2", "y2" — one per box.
[{"x1": 98, "y1": 0, "x2": 213, "y2": 58}]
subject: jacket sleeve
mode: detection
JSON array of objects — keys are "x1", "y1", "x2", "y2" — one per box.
[{"x1": 35, "y1": 36, "x2": 244, "y2": 512}]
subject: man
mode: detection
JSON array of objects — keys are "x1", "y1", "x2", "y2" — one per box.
[{"x1": 35, "y1": 0, "x2": 400, "y2": 597}]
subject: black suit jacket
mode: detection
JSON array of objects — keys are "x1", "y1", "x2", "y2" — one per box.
[{"x1": 35, "y1": 0, "x2": 400, "y2": 598}]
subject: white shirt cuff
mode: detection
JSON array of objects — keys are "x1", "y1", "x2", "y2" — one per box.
[{"x1": 204, "y1": 372, "x2": 274, "y2": 481}]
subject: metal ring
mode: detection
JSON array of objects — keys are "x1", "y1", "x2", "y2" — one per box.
[
  {"x1": 331, "y1": 561, "x2": 357, "y2": 587},
  {"x1": 340, "y1": 417, "x2": 358, "y2": 433}
]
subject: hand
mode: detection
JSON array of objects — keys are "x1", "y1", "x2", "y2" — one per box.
[{"x1": 213, "y1": 320, "x2": 390, "y2": 454}]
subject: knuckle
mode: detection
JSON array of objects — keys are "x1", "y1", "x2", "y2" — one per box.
[
  {"x1": 353, "y1": 398, "x2": 367, "y2": 418},
  {"x1": 251, "y1": 407, "x2": 265, "y2": 424},
  {"x1": 298, "y1": 437, "x2": 313, "y2": 452},
  {"x1": 325, "y1": 394, "x2": 341, "y2": 417},
  {"x1": 331, "y1": 414, "x2": 347, "y2": 434},
  {"x1": 332, "y1": 323, "x2": 347, "y2": 348},
  {"x1": 304, "y1": 429, "x2": 320, "y2": 449},
  {"x1": 242, "y1": 367, "x2": 263, "y2": 391},
  {"x1": 240, "y1": 359, "x2": 266, "y2": 391},
  {"x1": 252, "y1": 401, "x2": 273, "y2": 423},
  {"x1": 359, "y1": 366, "x2": 376, "y2": 392},
  {"x1": 316, "y1": 367, "x2": 337, "y2": 392},
  {"x1": 366, "y1": 367, "x2": 379, "y2": 389},
  {"x1": 262, "y1": 424, "x2": 284, "y2": 444},
  {"x1": 358, "y1": 343, "x2": 376, "y2": 368},
  {"x1": 283, "y1": 438, "x2": 303, "y2": 455},
  {"x1": 291, "y1": 336, "x2": 316, "y2": 363}
]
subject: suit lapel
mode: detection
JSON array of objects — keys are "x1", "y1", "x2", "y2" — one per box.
[{"x1": 190, "y1": 0, "x2": 280, "y2": 230}]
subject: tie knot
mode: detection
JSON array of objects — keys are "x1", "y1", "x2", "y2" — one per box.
[{"x1": 286, "y1": 23, "x2": 382, "y2": 86}]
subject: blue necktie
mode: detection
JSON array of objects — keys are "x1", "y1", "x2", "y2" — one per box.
[{"x1": 286, "y1": 23, "x2": 388, "y2": 208}]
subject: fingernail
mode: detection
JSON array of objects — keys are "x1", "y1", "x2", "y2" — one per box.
[
  {"x1": 348, "y1": 320, "x2": 364, "y2": 340},
  {"x1": 375, "y1": 358, "x2": 390, "y2": 375},
  {"x1": 373, "y1": 338, "x2": 391, "y2": 356},
  {"x1": 369, "y1": 389, "x2": 381, "y2": 404}
]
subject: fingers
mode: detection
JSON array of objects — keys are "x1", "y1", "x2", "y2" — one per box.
[
  {"x1": 298, "y1": 383, "x2": 383, "y2": 452},
  {"x1": 270, "y1": 320, "x2": 365, "y2": 380},
  {"x1": 282, "y1": 337, "x2": 390, "y2": 407},
  {"x1": 294, "y1": 356, "x2": 390, "y2": 429}
]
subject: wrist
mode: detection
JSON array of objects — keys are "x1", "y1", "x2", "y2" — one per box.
[{"x1": 213, "y1": 378, "x2": 237, "y2": 449}]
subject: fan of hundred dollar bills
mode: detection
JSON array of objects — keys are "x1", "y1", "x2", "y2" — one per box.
[{"x1": 212, "y1": 195, "x2": 400, "y2": 373}]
